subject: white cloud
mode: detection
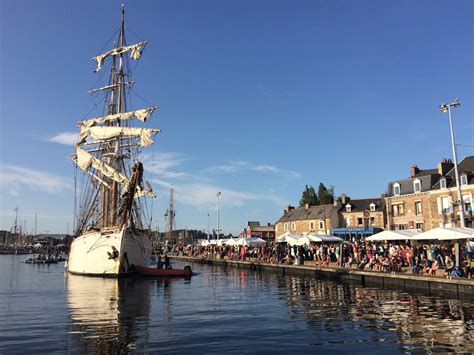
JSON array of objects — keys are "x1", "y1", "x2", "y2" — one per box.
[
  {"x1": 203, "y1": 160, "x2": 300, "y2": 178},
  {"x1": 48, "y1": 132, "x2": 77, "y2": 145},
  {"x1": 0, "y1": 165, "x2": 72, "y2": 195},
  {"x1": 143, "y1": 152, "x2": 188, "y2": 179}
]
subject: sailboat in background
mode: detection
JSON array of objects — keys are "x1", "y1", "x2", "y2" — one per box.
[{"x1": 67, "y1": 5, "x2": 158, "y2": 276}]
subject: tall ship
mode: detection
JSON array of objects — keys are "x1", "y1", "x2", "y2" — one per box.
[{"x1": 67, "y1": 5, "x2": 158, "y2": 276}]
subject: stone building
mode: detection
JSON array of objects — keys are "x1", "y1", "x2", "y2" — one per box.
[
  {"x1": 246, "y1": 221, "x2": 275, "y2": 240},
  {"x1": 385, "y1": 157, "x2": 473, "y2": 231},
  {"x1": 429, "y1": 157, "x2": 473, "y2": 228},
  {"x1": 275, "y1": 203, "x2": 340, "y2": 237},
  {"x1": 338, "y1": 195, "x2": 385, "y2": 229}
]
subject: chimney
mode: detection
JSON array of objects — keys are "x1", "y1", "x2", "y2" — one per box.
[
  {"x1": 411, "y1": 164, "x2": 419, "y2": 177},
  {"x1": 340, "y1": 194, "x2": 349, "y2": 205},
  {"x1": 284, "y1": 205, "x2": 295, "y2": 214},
  {"x1": 438, "y1": 158, "x2": 454, "y2": 176},
  {"x1": 305, "y1": 203, "x2": 310, "y2": 209}
]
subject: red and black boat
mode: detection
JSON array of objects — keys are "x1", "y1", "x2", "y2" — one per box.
[{"x1": 133, "y1": 265, "x2": 193, "y2": 277}]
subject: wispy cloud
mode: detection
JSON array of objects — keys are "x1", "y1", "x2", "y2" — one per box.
[
  {"x1": 143, "y1": 152, "x2": 188, "y2": 179},
  {"x1": 0, "y1": 165, "x2": 72, "y2": 195},
  {"x1": 152, "y1": 179, "x2": 286, "y2": 208},
  {"x1": 48, "y1": 132, "x2": 77, "y2": 145},
  {"x1": 203, "y1": 160, "x2": 300, "y2": 178}
]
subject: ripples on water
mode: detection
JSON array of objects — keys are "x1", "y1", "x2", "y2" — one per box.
[{"x1": 0, "y1": 255, "x2": 473, "y2": 353}]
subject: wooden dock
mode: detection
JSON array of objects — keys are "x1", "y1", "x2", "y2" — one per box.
[{"x1": 171, "y1": 255, "x2": 474, "y2": 300}]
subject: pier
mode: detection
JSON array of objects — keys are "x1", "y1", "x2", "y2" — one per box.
[{"x1": 171, "y1": 255, "x2": 474, "y2": 300}]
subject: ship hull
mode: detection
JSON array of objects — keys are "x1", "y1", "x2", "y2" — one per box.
[{"x1": 66, "y1": 227, "x2": 151, "y2": 277}]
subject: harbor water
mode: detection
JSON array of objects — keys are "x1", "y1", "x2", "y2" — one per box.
[{"x1": 0, "y1": 255, "x2": 473, "y2": 353}]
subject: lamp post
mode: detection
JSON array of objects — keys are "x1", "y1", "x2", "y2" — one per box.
[
  {"x1": 207, "y1": 213, "x2": 210, "y2": 242},
  {"x1": 439, "y1": 98, "x2": 465, "y2": 228},
  {"x1": 217, "y1": 192, "x2": 221, "y2": 240},
  {"x1": 440, "y1": 98, "x2": 464, "y2": 269}
]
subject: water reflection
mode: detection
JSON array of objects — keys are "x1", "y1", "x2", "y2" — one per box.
[
  {"x1": 280, "y1": 277, "x2": 474, "y2": 352},
  {"x1": 66, "y1": 275, "x2": 153, "y2": 353}
]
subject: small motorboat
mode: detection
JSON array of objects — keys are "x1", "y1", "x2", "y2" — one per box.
[{"x1": 133, "y1": 265, "x2": 193, "y2": 277}]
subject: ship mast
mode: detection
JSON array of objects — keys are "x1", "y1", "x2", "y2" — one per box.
[{"x1": 72, "y1": 4, "x2": 157, "y2": 235}]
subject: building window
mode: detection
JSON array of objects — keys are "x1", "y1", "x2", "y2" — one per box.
[
  {"x1": 291, "y1": 222, "x2": 296, "y2": 231},
  {"x1": 415, "y1": 201, "x2": 422, "y2": 215},
  {"x1": 284, "y1": 223, "x2": 288, "y2": 231},
  {"x1": 392, "y1": 203, "x2": 404, "y2": 217},
  {"x1": 415, "y1": 223, "x2": 424, "y2": 231},
  {"x1": 319, "y1": 220, "x2": 325, "y2": 230},
  {"x1": 345, "y1": 217, "x2": 351, "y2": 227},
  {"x1": 441, "y1": 196, "x2": 451, "y2": 214},
  {"x1": 463, "y1": 194, "x2": 472, "y2": 215},
  {"x1": 309, "y1": 221, "x2": 315, "y2": 230},
  {"x1": 440, "y1": 178, "x2": 447, "y2": 189},
  {"x1": 345, "y1": 204, "x2": 351, "y2": 212},
  {"x1": 461, "y1": 174, "x2": 468, "y2": 186},
  {"x1": 369, "y1": 203, "x2": 376, "y2": 212},
  {"x1": 370, "y1": 217, "x2": 375, "y2": 226},
  {"x1": 413, "y1": 179, "x2": 421, "y2": 193},
  {"x1": 397, "y1": 224, "x2": 406, "y2": 230},
  {"x1": 357, "y1": 218, "x2": 363, "y2": 225},
  {"x1": 393, "y1": 183, "x2": 400, "y2": 196}
]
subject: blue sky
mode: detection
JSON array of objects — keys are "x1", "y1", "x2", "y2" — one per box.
[{"x1": 0, "y1": 0, "x2": 472, "y2": 235}]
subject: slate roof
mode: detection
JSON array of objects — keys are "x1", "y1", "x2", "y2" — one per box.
[
  {"x1": 247, "y1": 221, "x2": 275, "y2": 232},
  {"x1": 387, "y1": 156, "x2": 474, "y2": 196},
  {"x1": 338, "y1": 198, "x2": 383, "y2": 213},
  {"x1": 276, "y1": 204, "x2": 338, "y2": 223}
]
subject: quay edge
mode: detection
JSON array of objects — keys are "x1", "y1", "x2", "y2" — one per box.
[{"x1": 171, "y1": 256, "x2": 474, "y2": 300}]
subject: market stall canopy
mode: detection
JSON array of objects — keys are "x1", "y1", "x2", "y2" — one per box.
[
  {"x1": 225, "y1": 238, "x2": 240, "y2": 246},
  {"x1": 287, "y1": 234, "x2": 343, "y2": 246},
  {"x1": 232, "y1": 237, "x2": 266, "y2": 247},
  {"x1": 276, "y1": 232, "x2": 300, "y2": 243},
  {"x1": 366, "y1": 230, "x2": 419, "y2": 241},
  {"x1": 411, "y1": 227, "x2": 474, "y2": 241}
]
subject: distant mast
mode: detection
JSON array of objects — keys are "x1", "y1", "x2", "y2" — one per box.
[{"x1": 165, "y1": 187, "x2": 176, "y2": 244}]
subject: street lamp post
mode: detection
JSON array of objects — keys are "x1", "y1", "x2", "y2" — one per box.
[
  {"x1": 217, "y1": 192, "x2": 221, "y2": 240},
  {"x1": 207, "y1": 213, "x2": 210, "y2": 242},
  {"x1": 440, "y1": 98, "x2": 464, "y2": 269},
  {"x1": 439, "y1": 98, "x2": 465, "y2": 228}
]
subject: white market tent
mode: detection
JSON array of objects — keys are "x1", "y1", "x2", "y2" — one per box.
[
  {"x1": 287, "y1": 234, "x2": 343, "y2": 246},
  {"x1": 234, "y1": 237, "x2": 267, "y2": 247},
  {"x1": 365, "y1": 230, "x2": 420, "y2": 242},
  {"x1": 411, "y1": 227, "x2": 474, "y2": 241},
  {"x1": 276, "y1": 232, "x2": 300, "y2": 243}
]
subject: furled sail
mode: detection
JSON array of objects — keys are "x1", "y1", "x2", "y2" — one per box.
[
  {"x1": 79, "y1": 126, "x2": 160, "y2": 146},
  {"x1": 78, "y1": 107, "x2": 157, "y2": 130},
  {"x1": 92, "y1": 41, "x2": 148, "y2": 72}
]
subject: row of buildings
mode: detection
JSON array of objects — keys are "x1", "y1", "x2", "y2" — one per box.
[{"x1": 247, "y1": 156, "x2": 473, "y2": 239}]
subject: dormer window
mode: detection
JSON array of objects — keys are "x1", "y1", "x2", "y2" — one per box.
[
  {"x1": 440, "y1": 178, "x2": 447, "y2": 189},
  {"x1": 369, "y1": 203, "x2": 376, "y2": 212},
  {"x1": 393, "y1": 183, "x2": 400, "y2": 196},
  {"x1": 345, "y1": 204, "x2": 351, "y2": 212},
  {"x1": 461, "y1": 174, "x2": 468, "y2": 186},
  {"x1": 413, "y1": 179, "x2": 421, "y2": 193}
]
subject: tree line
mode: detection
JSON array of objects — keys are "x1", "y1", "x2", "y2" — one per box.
[{"x1": 299, "y1": 183, "x2": 335, "y2": 207}]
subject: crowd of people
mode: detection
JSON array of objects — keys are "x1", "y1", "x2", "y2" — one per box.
[{"x1": 170, "y1": 240, "x2": 474, "y2": 279}]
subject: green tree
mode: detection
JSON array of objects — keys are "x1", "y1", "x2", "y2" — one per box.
[
  {"x1": 317, "y1": 183, "x2": 334, "y2": 205},
  {"x1": 299, "y1": 185, "x2": 318, "y2": 207}
]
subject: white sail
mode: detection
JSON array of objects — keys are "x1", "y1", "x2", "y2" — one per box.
[
  {"x1": 75, "y1": 146, "x2": 127, "y2": 185},
  {"x1": 78, "y1": 107, "x2": 157, "y2": 130},
  {"x1": 79, "y1": 126, "x2": 160, "y2": 147},
  {"x1": 92, "y1": 41, "x2": 148, "y2": 72}
]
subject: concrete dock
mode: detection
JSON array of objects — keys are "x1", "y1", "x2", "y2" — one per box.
[{"x1": 171, "y1": 255, "x2": 474, "y2": 300}]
